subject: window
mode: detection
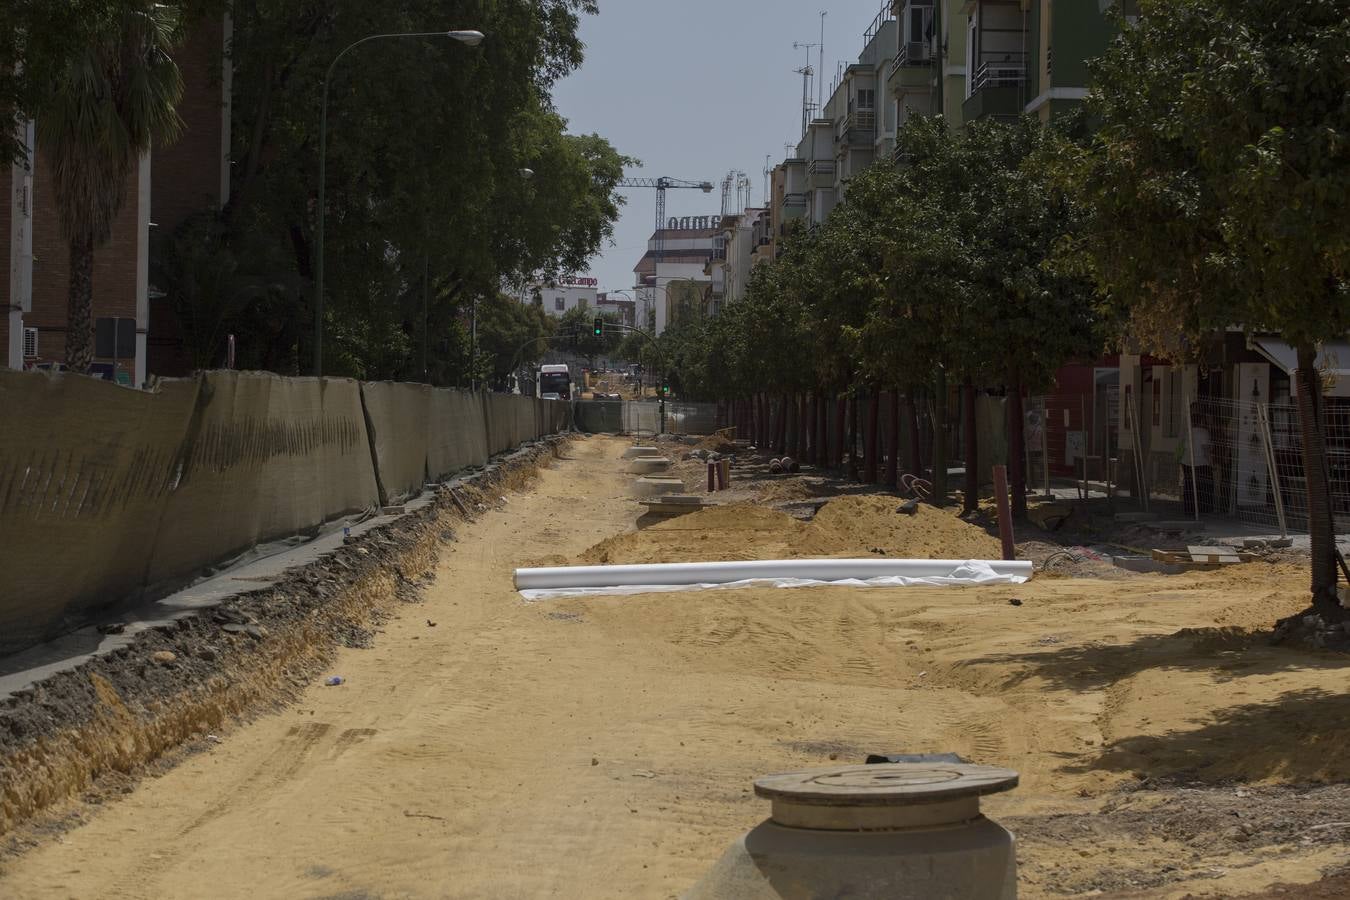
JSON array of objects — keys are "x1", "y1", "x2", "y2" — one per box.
[
  {"x1": 554, "y1": 298, "x2": 565, "y2": 311},
  {"x1": 857, "y1": 89, "x2": 875, "y2": 110},
  {"x1": 23, "y1": 327, "x2": 37, "y2": 359},
  {"x1": 94, "y1": 317, "x2": 136, "y2": 359}
]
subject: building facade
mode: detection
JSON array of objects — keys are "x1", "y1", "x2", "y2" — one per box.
[
  {"x1": 521, "y1": 278, "x2": 599, "y2": 317},
  {"x1": 1, "y1": 16, "x2": 231, "y2": 383},
  {"x1": 631, "y1": 223, "x2": 720, "y2": 335}
]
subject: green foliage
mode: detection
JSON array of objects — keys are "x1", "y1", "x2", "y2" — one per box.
[
  {"x1": 36, "y1": 0, "x2": 189, "y2": 372},
  {"x1": 1064, "y1": 0, "x2": 1350, "y2": 604},
  {"x1": 475, "y1": 293, "x2": 555, "y2": 390},
  {"x1": 1065, "y1": 0, "x2": 1350, "y2": 354},
  {"x1": 208, "y1": 0, "x2": 629, "y2": 380},
  {"x1": 557, "y1": 306, "x2": 621, "y2": 365}
]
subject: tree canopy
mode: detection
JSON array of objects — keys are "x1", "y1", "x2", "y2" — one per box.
[{"x1": 1064, "y1": 0, "x2": 1350, "y2": 608}]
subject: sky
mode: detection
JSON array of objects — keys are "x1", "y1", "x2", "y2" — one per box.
[{"x1": 551, "y1": 0, "x2": 888, "y2": 296}]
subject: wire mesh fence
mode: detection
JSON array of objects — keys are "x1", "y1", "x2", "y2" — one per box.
[{"x1": 1188, "y1": 397, "x2": 1284, "y2": 533}]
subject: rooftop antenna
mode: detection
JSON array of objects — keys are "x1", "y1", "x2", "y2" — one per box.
[
  {"x1": 763, "y1": 154, "x2": 772, "y2": 207},
  {"x1": 792, "y1": 38, "x2": 819, "y2": 136},
  {"x1": 818, "y1": 11, "x2": 827, "y2": 114}
]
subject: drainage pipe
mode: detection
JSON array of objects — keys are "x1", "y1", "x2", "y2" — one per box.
[{"x1": 513, "y1": 558, "x2": 1032, "y2": 591}]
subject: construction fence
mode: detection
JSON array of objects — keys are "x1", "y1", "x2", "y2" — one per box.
[
  {"x1": 573, "y1": 399, "x2": 723, "y2": 436},
  {"x1": 0, "y1": 369, "x2": 570, "y2": 656}
]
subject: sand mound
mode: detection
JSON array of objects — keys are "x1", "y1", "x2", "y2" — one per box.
[
  {"x1": 800, "y1": 495, "x2": 1003, "y2": 560},
  {"x1": 574, "y1": 494, "x2": 1003, "y2": 565},
  {"x1": 577, "y1": 504, "x2": 808, "y2": 564}
]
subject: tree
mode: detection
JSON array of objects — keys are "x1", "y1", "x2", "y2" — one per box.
[
  {"x1": 1066, "y1": 0, "x2": 1350, "y2": 612},
  {"x1": 37, "y1": 1, "x2": 186, "y2": 373},
  {"x1": 557, "y1": 306, "x2": 620, "y2": 368},
  {"x1": 220, "y1": 0, "x2": 631, "y2": 379},
  {"x1": 475, "y1": 293, "x2": 555, "y2": 391}
]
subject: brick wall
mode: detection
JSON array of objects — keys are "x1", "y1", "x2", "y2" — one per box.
[
  {"x1": 1, "y1": 165, "x2": 11, "y2": 360},
  {"x1": 27, "y1": 156, "x2": 141, "y2": 376},
  {"x1": 153, "y1": 19, "x2": 225, "y2": 232},
  {"x1": 150, "y1": 17, "x2": 228, "y2": 376}
]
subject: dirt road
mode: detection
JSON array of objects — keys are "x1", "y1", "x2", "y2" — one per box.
[{"x1": 3, "y1": 435, "x2": 1347, "y2": 899}]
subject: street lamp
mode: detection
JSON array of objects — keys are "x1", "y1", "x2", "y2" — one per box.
[{"x1": 313, "y1": 29, "x2": 485, "y2": 377}]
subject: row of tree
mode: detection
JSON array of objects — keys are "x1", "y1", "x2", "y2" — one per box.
[
  {"x1": 4, "y1": 0, "x2": 630, "y2": 381},
  {"x1": 651, "y1": 0, "x2": 1348, "y2": 613}
]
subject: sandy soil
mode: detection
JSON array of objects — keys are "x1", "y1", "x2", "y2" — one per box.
[{"x1": 2, "y1": 435, "x2": 1348, "y2": 899}]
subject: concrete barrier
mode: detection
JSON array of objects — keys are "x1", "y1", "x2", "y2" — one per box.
[
  {"x1": 427, "y1": 388, "x2": 489, "y2": 479},
  {"x1": 0, "y1": 370, "x2": 200, "y2": 654},
  {"x1": 147, "y1": 372, "x2": 379, "y2": 586},
  {"x1": 0, "y1": 370, "x2": 568, "y2": 658},
  {"x1": 360, "y1": 381, "x2": 432, "y2": 503}
]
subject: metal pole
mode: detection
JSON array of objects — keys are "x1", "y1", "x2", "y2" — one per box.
[
  {"x1": 993, "y1": 465, "x2": 1016, "y2": 560},
  {"x1": 1257, "y1": 402, "x2": 1288, "y2": 538},
  {"x1": 421, "y1": 253, "x2": 429, "y2": 382},
  {"x1": 314, "y1": 31, "x2": 481, "y2": 378},
  {"x1": 1185, "y1": 399, "x2": 1200, "y2": 521},
  {"x1": 315, "y1": 70, "x2": 331, "y2": 377}
]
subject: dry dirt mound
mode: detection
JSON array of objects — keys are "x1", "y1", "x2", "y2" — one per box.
[
  {"x1": 800, "y1": 495, "x2": 1004, "y2": 560},
  {"x1": 577, "y1": 505, "x2": 807, "y2": 564},
  {"x1": 575, "y1": 495, "x2": 1003, "y2": 565}
]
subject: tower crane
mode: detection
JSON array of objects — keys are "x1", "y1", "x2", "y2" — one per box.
[{"x1": 616, "y1": 177, "x2": 715, "y2": 264}]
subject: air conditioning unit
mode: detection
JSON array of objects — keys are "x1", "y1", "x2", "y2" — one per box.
[{"x1": 23, "y1": 327, "x2": 38, "y2": 359}]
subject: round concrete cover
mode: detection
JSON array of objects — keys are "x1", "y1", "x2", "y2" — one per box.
[{"x1": 754, "y1": 763, "x2": 1019, "y2": 806}]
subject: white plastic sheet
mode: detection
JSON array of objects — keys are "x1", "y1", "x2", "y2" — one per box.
[{"x1": 519, "y1": 559, "x2": 1029, "y2": 601}]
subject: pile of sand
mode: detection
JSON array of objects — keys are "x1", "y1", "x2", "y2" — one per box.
[
  {"x1": 575, "y1": 495, "x2": 1003, "y2": 565},
  {"x1": 799, "y1": 495, "x2": 1004, "y2": 560},
  {"x1": 692, "y1": 429, "x2": 738, "y2": 454}
]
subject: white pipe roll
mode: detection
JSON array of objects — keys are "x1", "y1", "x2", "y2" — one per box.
[{"x1": 513, "y1": 558, "x2": 1033, "y2": 590}]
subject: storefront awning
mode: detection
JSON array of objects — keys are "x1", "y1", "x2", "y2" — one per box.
[{"x1": 1252, "y1": 337, "x2": 1350, "y2": 397}]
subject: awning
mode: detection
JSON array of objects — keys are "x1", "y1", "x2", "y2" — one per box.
[{"x1": 1252, "y1": 337, "x2": 1350, "y2": 397}]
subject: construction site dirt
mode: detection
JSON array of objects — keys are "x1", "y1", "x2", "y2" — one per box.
[{"x1": 1, "y1": 435, "x2": 1347, "y2": 899}]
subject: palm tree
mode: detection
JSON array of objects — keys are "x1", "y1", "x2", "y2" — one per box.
[{"x1": 38, "y1": 3, "x2": 184, "y2": 374}]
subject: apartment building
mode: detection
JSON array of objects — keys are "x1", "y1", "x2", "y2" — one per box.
[
  {"x1": 520, "y1": 278, "x2": 599, "y2": 317},
  {"x1": 631, "y1": 222, "x2": 720, "y2": 335},
  {"x1": 1, "y1": 16, "x2": 231, "y2": 383},
  {"x1": 704, "y1": 208, "x2": 767, "y2": 311},
  {"x1": 962, "y1": 0, "x2": 1113, "y2": 123}
]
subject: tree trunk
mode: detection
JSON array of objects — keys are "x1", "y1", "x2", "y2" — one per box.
[
  {"x1": 963, "y1": 380, "x2": 979, "y2": 515},
  {"x1": 887, "y1": 389, "x2": 900, "y2": 487},
  {"x1": 788, "y1": 394, "x2": 799, "y2": 461},
  {"x1": 1295, "y1": 344, "x2": 1339, "y2": 611},
  {"x1": 1007, "y1": 369, "x2": 1027, "y2": 520},
  {"x1": 846, "y1": 392, "x2": 860, "y2": 481},
  {"x1": 66, "y1": 234, "x2": 96, "y2": 374},
  {"x1": 865, "y1": 388, "x2": 880, "y2": 483},
  {"x1": 834, "y1": 395, "x2": 848, "y2": 470},
  {"x1": 777, "y1": 394, "x2": 789, "y2": 454},
  {"x1": 932, "y1": 371, "x2": 947, "y2": 506},
  {"x1": 906, "y1": 387, "x2": 921, "y2": 476},
  {"x1": 817, "y1": 390, "x2": 829, "y2": 467}
]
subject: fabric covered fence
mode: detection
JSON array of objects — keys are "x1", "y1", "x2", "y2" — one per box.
[{"x1": 0, "y1": 369, "x2": 568, "y2": 655}]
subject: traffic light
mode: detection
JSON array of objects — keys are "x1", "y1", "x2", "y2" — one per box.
[
  {"x1": 593, "y1": 317, "x2": 603, "y2": 337},
  {"x1": 662, "y1": 383, "x2": 670, "y2": 396}
]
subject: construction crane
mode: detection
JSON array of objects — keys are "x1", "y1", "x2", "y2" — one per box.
[{"x1": 616, "y1": 177, "x2": 715, "y2": 264}]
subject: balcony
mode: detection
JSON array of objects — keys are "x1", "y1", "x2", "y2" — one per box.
[
  {"x1": 807, "y1": 158, "x2": 836, "y2": 188},
  {"x1": 783, "y1": 192, "x2": 808, "y2": 208},
  {"x1": 971, "y1": 52, "x2": 1027, "y2": 92},
  {"x1": 838, "y1": 109, "x2": 876, "y2": 145}
]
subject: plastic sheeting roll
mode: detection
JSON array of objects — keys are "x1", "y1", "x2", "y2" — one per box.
[{"x1": 513, "y1": 558, "x2": 1032, "y2": 591}]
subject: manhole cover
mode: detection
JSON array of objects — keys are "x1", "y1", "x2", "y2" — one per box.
[{"x1": 755, "y1": 763, "x2": 1019, "y2": 806}]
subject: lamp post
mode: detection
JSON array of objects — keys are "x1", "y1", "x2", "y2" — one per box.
[{"x1": 314, "y1": 29, "x2": 484, "y2": 378}]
